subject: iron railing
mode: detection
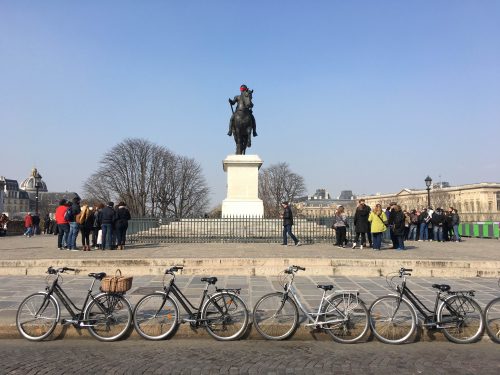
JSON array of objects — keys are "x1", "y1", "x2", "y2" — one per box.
[{"x1": 126, "y1": 216, "x2": 356, "y2": 244}]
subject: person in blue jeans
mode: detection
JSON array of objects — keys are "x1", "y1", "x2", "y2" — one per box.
[
  {"x1": 450, "y1": 207, "x2": 461, "y2": 242},
  {"x1": 280, "y1": 201, "x2": 300, "y2": 246},
  {"x1": 418, "y1": 208, "x2": 429, "y2": 241},
  {"x1": 98, "y1": 201, "x2": 116, "y2": 250},
  {"x1": 67, "y1": 197, "x2": 81, "y2": 250}
]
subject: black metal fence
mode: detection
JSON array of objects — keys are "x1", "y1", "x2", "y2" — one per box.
[{"x1": 126, "y1": 216, "x2": 356, "y2": 244}]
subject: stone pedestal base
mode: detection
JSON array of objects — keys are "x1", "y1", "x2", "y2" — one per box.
[{"x1": 221, "y1": 155, "x2": 264, "y2": 218}]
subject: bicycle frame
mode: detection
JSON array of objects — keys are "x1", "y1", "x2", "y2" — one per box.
[
  {"x1": 395, "y1": 276, "x2": 473, "y2": 328},
  {"x1": 283, "y1": 273, "x2": 361, "y2": 328}
]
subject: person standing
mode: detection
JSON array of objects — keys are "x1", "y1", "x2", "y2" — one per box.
[
  {"x1": 333, "y1": 205, "x2": 348, "y2": 248},
  {"x1": 418, "y1": 208, "x2": 429, "y2": 241},
  {"x1": 99, "y1": 202, "x2": 116, "y2": 250},
  {"x1": 23, "y1": 213, "x2": 33, "y2": 237},
  {"x1": 115, "y1": 202, "x2": 131, "y2": 250},
  {"x1": 368, "y1": 204, "x2": 387, "y2": 251},
  {"x1": 67, "y1": 196, "x2": 81, "y2": 251},
  {"x1": 390, "y1": 204, "x2": 406, "y2": 250},
  {"x1": 55, "y1": 199, "x2": 69, "y2": 249},
  {"x1": 408, "y1": 209, "x2": 419, "y2": 241},
  {"x1": 451, "y1": 208, "x2": 461, "y2": 242},
  {"x1": 32, "y1": 214, "x2": 40, "y2": 235},
  {"x1": 78, "y1": 201, "x2": 92, "y2": 251},
  {"x1": 92, "y1": 203, "x2": 103, "y2": 249},
  {"x1": 280, "y1": 201, "x2": 300, "y2": 246},
  {"x1": 43, "y1": 213, "x2": 51, "y2": 234},
  {"x1": 352, "y1": 200, "x2": 369, "y2": 249},
  {"x1": 432, "y1": 208, "x2": 445, "y2": 242}
]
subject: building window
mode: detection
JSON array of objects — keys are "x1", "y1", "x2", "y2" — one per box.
[
  {"x1": 488, "y1": 202, "x2": 493, "y2": 212},
  {"x1": 476, "y1": 200, "x2": 481, "y2": 212},
  {"x1": 497, "y1": 192, "x2": 500, "y2": 211}
]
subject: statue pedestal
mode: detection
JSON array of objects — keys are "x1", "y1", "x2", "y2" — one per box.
[{"x1": 221, "y1": 155, "x2": 264, "y2": 218}]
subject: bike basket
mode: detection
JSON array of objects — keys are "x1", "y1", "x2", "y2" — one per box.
[{"x1": 100, "y1": 269, "x2": 133, "y2": 293}]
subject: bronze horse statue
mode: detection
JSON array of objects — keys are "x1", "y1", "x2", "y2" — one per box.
[
  {"x1": 232, "y1": 109, "x2": 253, "y2": 155},
  {"x1": 228, "y1": 85, "x2": 257, "y2": 155}
]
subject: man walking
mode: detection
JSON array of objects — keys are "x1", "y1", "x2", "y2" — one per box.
[{"x1": 280, "y1": 201, "x2": 300, "y2": 246}]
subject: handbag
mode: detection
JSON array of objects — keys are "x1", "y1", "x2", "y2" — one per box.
[{"x1": 97, "y1": 229, "x2": 103, "y2": 245}]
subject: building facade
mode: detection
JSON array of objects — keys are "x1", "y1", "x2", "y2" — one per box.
[
  {"x1": 360, "y1": 183, "x2": 500, "y2": 221},
  {"x1": 295, "y1": 189, "x2": 357, "y2": 217},
  {"x1": 1, "y1": 177, "x2": 30, "y2": 218}
]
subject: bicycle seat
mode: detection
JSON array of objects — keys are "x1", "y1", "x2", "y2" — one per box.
[
  {"x1": 317, "y1": 284, "x2": 334, "y2": 291},
  {"x1": 431, "y1": 284, "x2": 451, "y2": 292},
  {"x1": 201, "y1": 277, "x2": 218, "y2": 285},
  {"x1": 88, "y1": 272, "x2": 107, "y2": 280}
]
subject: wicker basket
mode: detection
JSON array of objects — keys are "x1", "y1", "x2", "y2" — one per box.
[{"x1": 100, "y1": 269, "x2": 133, "y2": 293}]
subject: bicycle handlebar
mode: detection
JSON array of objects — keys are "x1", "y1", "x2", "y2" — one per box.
[
  {"x1": 165, "y1": 266, "x2": 184, "y2": 274},
  {"x1": 285, "y1": 265, "x2": 306, "y2": 274},
  {"x1": 47, "y1": 266, "x2": 76, "y2": 274},
  {"x1": 399, "y1": 267, "x2": 412, "y2": 277}
]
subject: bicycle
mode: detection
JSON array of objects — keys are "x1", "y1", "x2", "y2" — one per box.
[
  {"x1": 369, "y1": 267, "x2": 485, "y2": 344},
  {"x1": 133, "y1": 266, "x2": 249, "y2": 340},
  {"x1": 484, "y1": 278, "x2": 500, "y2": 343},
  {"x1": 252, "y1": 265, "x2": 369, "y2": 343},
  {"x1": 16, "y1": 266, "x2": 133, "y2": 342}
]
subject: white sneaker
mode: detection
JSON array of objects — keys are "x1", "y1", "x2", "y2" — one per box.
[
  {"x1": 352, "y1": 242, "x2": 357, "y2": 249},
  {"x1": 360, "y1": 245, "x2": 363, "y2": 250}
]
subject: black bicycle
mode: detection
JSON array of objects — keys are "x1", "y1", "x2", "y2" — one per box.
[
  {"x1": 133, "y1": 266, "x2": 249, "y2": 340},
  {"x1": 484, "y1": 278, "x2": 500, "y2": 343},
  {"x1": 16, "y1": 266, "x2": 132, "y2": 341},
  {"x1": 369, "y1": 268, "x2": 485, "y2": 344}
]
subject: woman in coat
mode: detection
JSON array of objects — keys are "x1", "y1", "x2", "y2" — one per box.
[
  {"x1": 115, "y1": 202, "x2": 131, "y2": 250},
  {"x1": 352, "y1": 199, "x2": 370, "y2": 249},
  {"x1": 368, "y1": 204, "x2": 387, "y2": 251},
  {"x1": 390, "y1": 204, "x2": 406, "y2": 250},
  {"x1": 333, "y1": 205, "x2": 348, "y2": 248}
]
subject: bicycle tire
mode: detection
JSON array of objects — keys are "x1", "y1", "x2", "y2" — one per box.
[
  {"x1": 202, "y1": 292, "x2": 249, "y2": 340},
  {"x1": 438, "y1": 295, "x2": 484, "y2": 344},
  {"x1": 321, "y1": 293, "x2": 369, "y2": 343},
  {"x1": 252, "y1": 292, "x2": 299, "y2": 340},
  {"x1": 133, "y1": 292, "x2": 179, "y2": 340},
  {"x1": 16, "y1": 293, "x2": 59, "y2": 341},
  {"x1": 84, "y1": 293, "x2": 132, "y2": 342},
  {"x1": 369, "y1": 295, "x2": 416, "y2": 344},
  {"x1": 484, "y1": 297, "x2": 500, "y2": 343}
]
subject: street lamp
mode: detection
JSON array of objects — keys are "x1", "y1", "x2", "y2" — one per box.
[
  {"x1": 425, "y1": 176, "x2": 432, "y2": 208},
  {"x1": 34, "y1": 172, "x2": 42, "y2": 215}
]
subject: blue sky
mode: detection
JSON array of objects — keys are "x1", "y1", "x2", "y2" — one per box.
[{"x1": 1, "y1": 0, "x2": 499, "y2": 208}]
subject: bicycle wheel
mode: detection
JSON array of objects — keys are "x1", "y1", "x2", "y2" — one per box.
[
  {"x1": 369, "y1": 296, "x2": 416, "y2": 344},
  {"x1": 484, "y1": 297, "x2": 500, "y2": 343},
  {"x1": 438, "y1": 295, "x2": 484, "y2": 344},
  {"x1": 16, "y1": 293, "x2": 59, "y2": 341},
  {"x1": 84, "y1": 293, "x2": 132, "y2": 341},
  {"x1": 252, "y1": 292, "x2": 299, "y2": 340},
  {"x1": 202, "y1": 292, "x2": 249, "y2": 340},
  {"x1": 321, "y1": 294, "x2": 369, "y2": 343},
  {"x1": 133, "y1": 292, "x2": 179, "y2": 340}
]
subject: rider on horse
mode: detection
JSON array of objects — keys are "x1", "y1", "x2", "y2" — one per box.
[{"x1": 228, "y1": 84, "x2": 258, "y2": 138}]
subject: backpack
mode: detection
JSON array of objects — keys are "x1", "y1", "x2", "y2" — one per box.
[{"x1": 64, "y1": 207, "x2": 74, "y2": 222}]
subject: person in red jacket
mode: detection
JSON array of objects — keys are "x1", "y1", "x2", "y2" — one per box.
[
  {"x1": 55, "y1": 199, "x2": 70, "y2": 250},
  {"x1": 24, "y1": 213, "x2": 33, "y2": 237}
]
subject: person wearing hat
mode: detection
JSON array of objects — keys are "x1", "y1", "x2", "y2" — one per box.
[
  {"x1": 280, "y1": 201, "x2": 300, "y2": 246},
  {"x1": 227, "y1": 84, "x2": 257, "y2": 139}
]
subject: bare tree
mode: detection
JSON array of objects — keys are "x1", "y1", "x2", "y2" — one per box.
[
  {"x1": 82, "y1": 138, "x2": 210, "y2": 218},
  {"x1": 259, "y1": 162, "x2": 307, "y2": 217}
]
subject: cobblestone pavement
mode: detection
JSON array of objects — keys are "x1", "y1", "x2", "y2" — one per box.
[{"x1": 0, "y1": 339, "x2": 498, "y2": 374}]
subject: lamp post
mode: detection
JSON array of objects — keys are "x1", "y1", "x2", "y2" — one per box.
[
  {"x1": 425, "y1": 176, "x2": 432, "y2": 208},
  {"x1": 34, "y1": 172, "x2": 42, "y2": 215}
]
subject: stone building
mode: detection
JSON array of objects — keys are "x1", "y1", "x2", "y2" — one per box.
[
  {"x1": 0, "y1": 177, "x2": 30, "y2": 219},
  {"x1": 295, "y1": 189, "x2": 357, "y2": 217},
  {"x1": 360, "y1": 182, "x2": 500, "y2": 221}
]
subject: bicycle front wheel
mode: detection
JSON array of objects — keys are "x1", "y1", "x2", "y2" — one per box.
[
  {"x1": 133, "y1": 293, "x2": 179, "y2": 340},
  {"x1": 438, "y1": 295, "x2": 484, "y2": 344},
  {"x1": 84, "y1": 293, "x2": 132, "y2": 341},
  {"x1": 16, "y1": 293, "x2": 59, "y2": 341},
  {"x1": 369, "y1": 296, "x2": 416, "y2": 344},
  {"x1": 252, "y1": 292, "x2": 299, "y2": 340},
  {"x1": 321, "y1": 293, "x2": 369, "y2": 343},
  {"x1": 485, "y1": 297, "x2": 500, "y2": 343},
  {"x1": 202, "y1": 292, "x2": 249, "y2": 340}
]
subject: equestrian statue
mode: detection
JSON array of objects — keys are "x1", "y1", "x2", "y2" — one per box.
[{"x1": 227, "y1": 84, "x2": 257, "y2": 155}]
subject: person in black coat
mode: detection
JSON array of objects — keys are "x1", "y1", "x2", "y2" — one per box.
[
  {"x1": 280, "y1": 201, "x2": 300, "y2": 246},
  {"x1": 389, "y1": 204, "x2": 406, "y2": 250},
  {"x1": 352, "y1": 199, "x2": 370, "y2": 249},
  {"x1": 98, "y1": 202, "x2": 116, "y2": 250},
  {"x1": 114, "y1": 202, "x2": 131, "y2": 250}
]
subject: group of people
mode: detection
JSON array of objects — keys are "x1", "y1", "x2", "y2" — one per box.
[
  {"x1": 54, "y1": 197, "x2": 131, "y2": 251},
  {"x1": 23, "y1": 213, "x2": 40, "y2": 237},
  {"x1": 332, "y1": 200, "x2": 462, "y2": 251}
]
